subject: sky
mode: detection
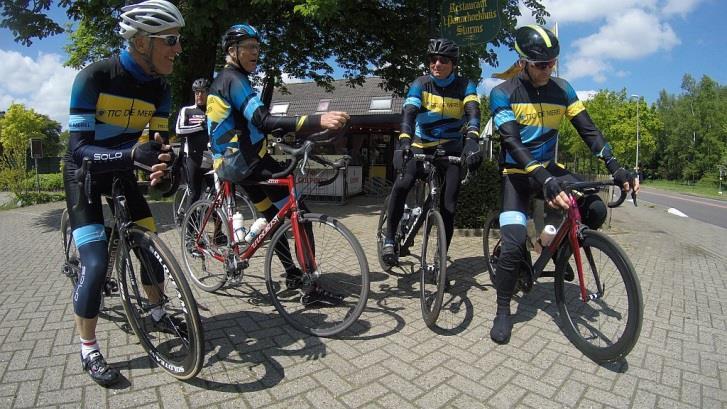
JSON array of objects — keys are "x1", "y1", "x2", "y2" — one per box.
[{"x1": 0, "y1": 0, "x2": 725, "y2": 129}]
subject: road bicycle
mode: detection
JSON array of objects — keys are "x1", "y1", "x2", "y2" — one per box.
[
  {"x1": 181, "y1": 137, "x2": 369, "y2": 337},
  {"x1": 375, "y1": 148, "x2": 470, "y2": 327},
  {"x1": 170, "y1": 137, "x2": 257, "y2": 230},
  {"x1": 60, "y1": 158, "x2": 204, "y2": 379},
  {"x1": 483, "y1": 180, "x2": 643, "y2": 363}
]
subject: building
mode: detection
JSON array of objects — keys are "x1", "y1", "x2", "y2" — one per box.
[{"x1": 270, "y1": 77, "x2": 404, "y2": 188}]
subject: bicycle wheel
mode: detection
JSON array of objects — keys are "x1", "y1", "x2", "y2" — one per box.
[
  {"x1": 117, "y1": 226, "x2": 204, "y2": 379},
  {"x1": 180, "y1": 199, "x2": 229, "y2": 292},
  {"x1": 554, "y1": 229, "x2": 643, "y2": 363},
  {"x1": 266, "y1": 213, "x2": 369, "y2": 337},
  {"x1": 375, "y1": 195, "x2": 394, "y2": 272},
  {"x1": 172, "y1": 186, "x2": 187, "y2": 230},
  {"x1": 60, "y1": 209, "x2": 80, "y2": 287},
  {"x1": 482, "y1": 211, "x2": 501, "y2": 285},
  {"x1": 420, "y1": 209, "x2": 447, "y2": 327},
  {"x1": 234, "y1": 188, "x2": 258, "y2": 223}
]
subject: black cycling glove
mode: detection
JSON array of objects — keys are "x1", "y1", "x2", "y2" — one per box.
[
  {"x1": 532, "y1": 166, "x2": 562, "y2": 202},
  {"x1": 462, "y1": 136, "x2": 482, "y2": 171},
  {"x1": 393, "y1": 138, "x2": 412, "y2": 171},
  {"x1": 132, "y1": 141, "x2": 167, "y2": 171},
  {"x1": 605, "y1": 157, "x2": 632, "y2": 189}
]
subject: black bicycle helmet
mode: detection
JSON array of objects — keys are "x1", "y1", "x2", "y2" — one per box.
[
  {"x1": 221, "y1": 23, "x2": 260, "y2": 51},
  {"x1": 427, "y1": 38, "x2": 459, "y2": 64},
  {"x1": 514, "y1": 25, "x2": 559, "y2": 62},
  {"x1": 192, "y1": 78, "x2": 210, "y2": 91}
]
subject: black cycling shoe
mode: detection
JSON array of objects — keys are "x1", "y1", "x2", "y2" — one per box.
[
  {"x1": 490, "y1": 313, "x2": 513, "y2": 344},
  {"x1": 382, "y1": 240, "x2": 398, "y2": 265},
  {"x1": 153, "y1": 313, "x2": 188, "y2": 338},
  {"x1": 81, "y1": 350, "x2": 121, "y2": 387},
  {"x1": 301, "y1": 286, "x2": 344, "y2": 307},
  {"x1": 285, "y1": 267, "x2": 304, "y2": 290}
]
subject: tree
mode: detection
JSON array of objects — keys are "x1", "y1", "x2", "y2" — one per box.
[
  {"x1": 1, "y1": 0, "x2": 548, "y2": 111},
  {"x1": 0, "y1": 103, "x2": 50, "y2": 197}
]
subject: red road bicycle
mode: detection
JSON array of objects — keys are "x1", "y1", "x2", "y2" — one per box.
[
  {"x1": 483, "y1": 180, "x2": 643, "y2": 363},
  {"x1": 180, "y1": 138, "x2": 369, "y2": 337}
]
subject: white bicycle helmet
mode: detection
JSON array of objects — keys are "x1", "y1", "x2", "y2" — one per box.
[{"x1": 118, "y1": 0, "x2": 185, "y2": 39}]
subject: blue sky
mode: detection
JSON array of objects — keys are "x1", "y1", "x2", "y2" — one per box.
[{"x1": 1, "y1": 0, "x2": 725, "y2": 128}]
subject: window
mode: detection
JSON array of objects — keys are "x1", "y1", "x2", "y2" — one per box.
[
  {"x1": 369, "y1": 97, "x2": 392, "y2": 112},
  {"x1": 316, "y1": 99, "x2": 331, "y2": 113},
  {"x1": 270, "y1": 103, "x2": 289, "y2": 116}
]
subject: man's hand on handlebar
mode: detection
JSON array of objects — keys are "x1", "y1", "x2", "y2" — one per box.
[{"x1": 320, "y1": 111, "x2": 350, "y2": 130}]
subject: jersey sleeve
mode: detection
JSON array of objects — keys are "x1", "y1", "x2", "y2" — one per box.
[
  {"x1": 463, "y1": 80, "x2": 480, "y2": 136},
  {"x1": 399, "y1": 78, "x2": 423, "y2": 142},
  {"x1": 490, "y1": 86, "x2": 540, "y2": 172}
]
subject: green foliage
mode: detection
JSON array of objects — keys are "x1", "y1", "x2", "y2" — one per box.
[
  {"x1": 454, "y1": 159, "x2": 500, "y2": 228},
  {"x1": 12, "y1": 191, "x2": 65, "y2": 207},
  {"x1": 22, "y1": 173, "x2": 64, "y2": 191}
]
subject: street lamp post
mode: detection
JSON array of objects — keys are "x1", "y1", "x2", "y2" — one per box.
[{"x1": 630, "y1": 94, "x2": 640, "y2": 180}]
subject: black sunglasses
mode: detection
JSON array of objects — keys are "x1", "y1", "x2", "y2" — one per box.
[
  {"x1": 147, "y1": 34, "x2": 181, "y2": 47},
  {"x1": 429, "y1": 55, "x2": 452, "y2": 65},
  {"x1": 527, "y1": 59, "x2": 557, "y2": 70}
]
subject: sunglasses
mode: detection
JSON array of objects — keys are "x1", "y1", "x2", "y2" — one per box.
[
  {"x1": 236, "y1": 42, "x2": 261, "y2": 52},
  {"x1": 429, "y1": 55, "x2": 452, "y2": 65},
  {"x1": 147, "y1": 34, "x2": 181, "y2": 47},
  {"x1": 527, "y1": 59, "x2": 557, "y2": 70}
]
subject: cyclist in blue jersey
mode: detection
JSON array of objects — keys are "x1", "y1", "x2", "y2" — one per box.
[
  {"x1": 382, "y1": 38, "x2": 483, "y2": 266},
  {"x1": 62, "y1": 0, "x2": 184, "y2": 386},
  {"x1": 488, "y1": 25, "x2": 639, "y2": 344},
  {"x1": 206, "y1": 23, "x2": 349, "y2": 304}
]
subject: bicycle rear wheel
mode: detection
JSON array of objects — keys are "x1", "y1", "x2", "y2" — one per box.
[
  {"x1": 554, "y1": 229, "x2": 643, "y2": 363},
  {"x1": 180, "y1": 199, "x2": 229, "y2": 292},
  {"x1": 172, "y1": 186, "x2": 187, "y2": 230},
  {"x1": 266, "y1": 213, "x2": 369, "y2": 337},
  {"x1": 60, "y1": 209, "x2": 80, "y2": 287},
  {"x1": 118, "y1": 226, "x2": 204, "y2": 379},
  {"x1": 482, "y1": 211, "x2": 501, "y2": 285},
  {"x1": 420, "y1": 209, "x2": 447, "y2": 327},
  {"x1": 234, "y1": 188, "x2": 259, "y2": 222},
  {"x1": 375, "y1": 195, "x2": 395, "y2": 272}
]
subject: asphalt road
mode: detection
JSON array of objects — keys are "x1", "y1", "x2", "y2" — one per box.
[{"x1": 637, "y1": 187, "x2": 727, "y2": 228}]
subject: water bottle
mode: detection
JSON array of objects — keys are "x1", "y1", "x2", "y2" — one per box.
[
  {"x1": 539, "y1": 224, "x2": 557, "y2": 248},
  {"x1": 232, "y1": 212, "x2": 247, "y2": 243},
  {"x1": 245, "y1": 218, "x2": 268, "y2": 243}
]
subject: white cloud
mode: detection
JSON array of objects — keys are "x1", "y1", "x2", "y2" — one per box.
[
  {"x1": 280, "y1": 73, "x2": 306, "y2": 84},
  {"x1": 535, "y1": 0, "x2": 657, "y2": 23},
  {"x1": 0, "y1": 49, "x2": 77, "y2": 128},
  {"x1": 662, "y1": 0, "x2": 703, "y2": 16},
  {"x1": 478, "y1": 77, "x2": 505, "y2": 97},
  {"x1": 561, "y1": 56, "x2": 610, "y2": 82},
  {"x1": 576, "y1": 90, "x2": 598, "y2": 100}
]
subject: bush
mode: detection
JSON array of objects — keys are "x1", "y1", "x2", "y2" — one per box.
[
  {"x1": 21, "y1": 173, "x2": 64, "y2": 191},
  {"x1": 454, "y1": 159, "x2": 500, "y2": 228},
  {"x1": 12, "y1": 191, "x2": 65, "y2": 206},
  {"x1": 697, "y1": 171, "x2": 720, "y2": 188}
]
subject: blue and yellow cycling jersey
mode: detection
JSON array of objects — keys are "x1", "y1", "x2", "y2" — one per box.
[
  {"x1": 399, "y1": 73, "x2": 480, "y2": 152},
  {"x1": 65, "y1": 50, "x2": 171, "y2": 171},
  {"x1": 206, "y1": 65, "x2": 322, "y2": 178},
  {"x1": 490, "y1": 71, "x2": 613, "y2": 173}
]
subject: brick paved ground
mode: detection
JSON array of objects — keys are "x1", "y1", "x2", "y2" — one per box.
[{"x1": 0, "y1": 194, "x2": 725, "y2": 408}]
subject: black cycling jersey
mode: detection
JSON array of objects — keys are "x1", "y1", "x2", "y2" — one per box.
[
  {"x1": 400, "y1": 73, "x2": 480, "y2": 153},
  {"x1": 175, "y1": 104, "x2": 208, "y2": 154}
]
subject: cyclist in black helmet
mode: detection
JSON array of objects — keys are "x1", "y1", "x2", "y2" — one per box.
[
  {"x1": 382, "y1": 37, "x2": 482, "y2": 267},
  {"x1": 176, "y1": 77, "x2": 211, "y2": 208},
  {"x1": 488, "y1": 24, "x2": 639, "y2": 344}
]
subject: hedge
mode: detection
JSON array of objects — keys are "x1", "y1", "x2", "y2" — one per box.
[{"x1": 454, "y1": 159, "x2": 500, "y2": 228}]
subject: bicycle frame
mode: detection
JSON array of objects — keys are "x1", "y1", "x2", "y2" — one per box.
[{"x1": 192, "y1": 173, "x2": 317, "y2": 275}]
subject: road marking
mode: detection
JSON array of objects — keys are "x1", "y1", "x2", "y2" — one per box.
[{"x1": 667, "y1": 208, "x2": 688, "y2": 218}]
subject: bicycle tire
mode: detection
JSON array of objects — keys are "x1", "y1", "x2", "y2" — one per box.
[
  {"x1": 233, "y1": 189, "x2": 259, "y2": 225},
  {"x1": 265, "y1": 213, "x2": 369, "y2": 337},
  {"x1": 376, "y1": 195, "x2": 395, "y2": 272},
  {"x1": 60, "y1": 209, "x2": 80, "y2": 287},
  {"x1": 180, "y1": 199, "x2": 229, "y2": 292},
  {"x1": 172, "y1": 186, "x2": 187, "y2": 230},
  {"x1": 117, "y1": 226, "x2": 204, "y2": 379},
  {"x1": 420, "y1": 209, "x2": 447, "y2": 327},
  {"x1": 482, "y1": 210, "x2": 501, "y2": 286},
  {"x1": 554, "y1": 229, "x2": 643, "y2": 363}
]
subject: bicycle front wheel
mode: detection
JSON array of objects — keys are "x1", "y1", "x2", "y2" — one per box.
[
  {"x1": 482, "y1": 210, "x2": 501, "y2": 286},
  {"x1": 375, "y1": 195, "x2": 395, "y2": 272},
  {"x1": 554, "y1": 229, "x2": 643, "y2": 363},
  {"x1": 118, "y1": 226, "x2": 204, "y2": 379},
  {"x1": 266, "y1": 213, "x2": 369, "y2": 337},
  {"x1": 60, "y1": 209, "x2": 80, "y2": 288},
  {"x1": 180, "y1": 199, "x2": 229, "y2": 292},
  {"x1": 172, "y1": 186, "x2": 187, "y2": 230},
  {"x1": 420, "y1": 209, "x2": 447, "y2": 327}
]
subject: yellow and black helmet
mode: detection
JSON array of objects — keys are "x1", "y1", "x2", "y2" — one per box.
[{"x1": 514, "y1": 25, "x2": 559, "y2": 62}]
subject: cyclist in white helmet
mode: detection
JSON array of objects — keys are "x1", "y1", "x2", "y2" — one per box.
[{"x1": 63, "y1": 0, "x2": 184, "y2": 386}]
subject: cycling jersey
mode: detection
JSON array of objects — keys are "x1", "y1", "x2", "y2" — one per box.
[
  {"x1": 399, "y1": 73, "x2": 480, "y2": 152},
  {"x1": 175, "y1": 103, "x2": 208, "y2": 154},
  {"x1": 490, "y1": 71, "x2": 613, "y2": 173},
  {"x1": 206, "y1": 65, "x2": 322, "y2": 179},
  {"x1": 66, "y1": 50, "x2": 171, "y2": 172}
]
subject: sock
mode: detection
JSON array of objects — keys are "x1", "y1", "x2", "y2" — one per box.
[
  {"x1": 80, "y1": 337, "x2": 99, "y2": 359},
  {"x1": 151, "y1": 305, "x2": 165, "y2": 321}
]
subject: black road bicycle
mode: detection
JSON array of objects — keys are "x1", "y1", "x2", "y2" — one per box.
[
  {"x1": 483, "y1": 181, "x2": 643, "y2": 363},
  {"x1": 376, "y1": 149, "x2": 470, "y2": 327},
  {"x1": 61, "y1": 158, "x2": 204, "y2": 379}
]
